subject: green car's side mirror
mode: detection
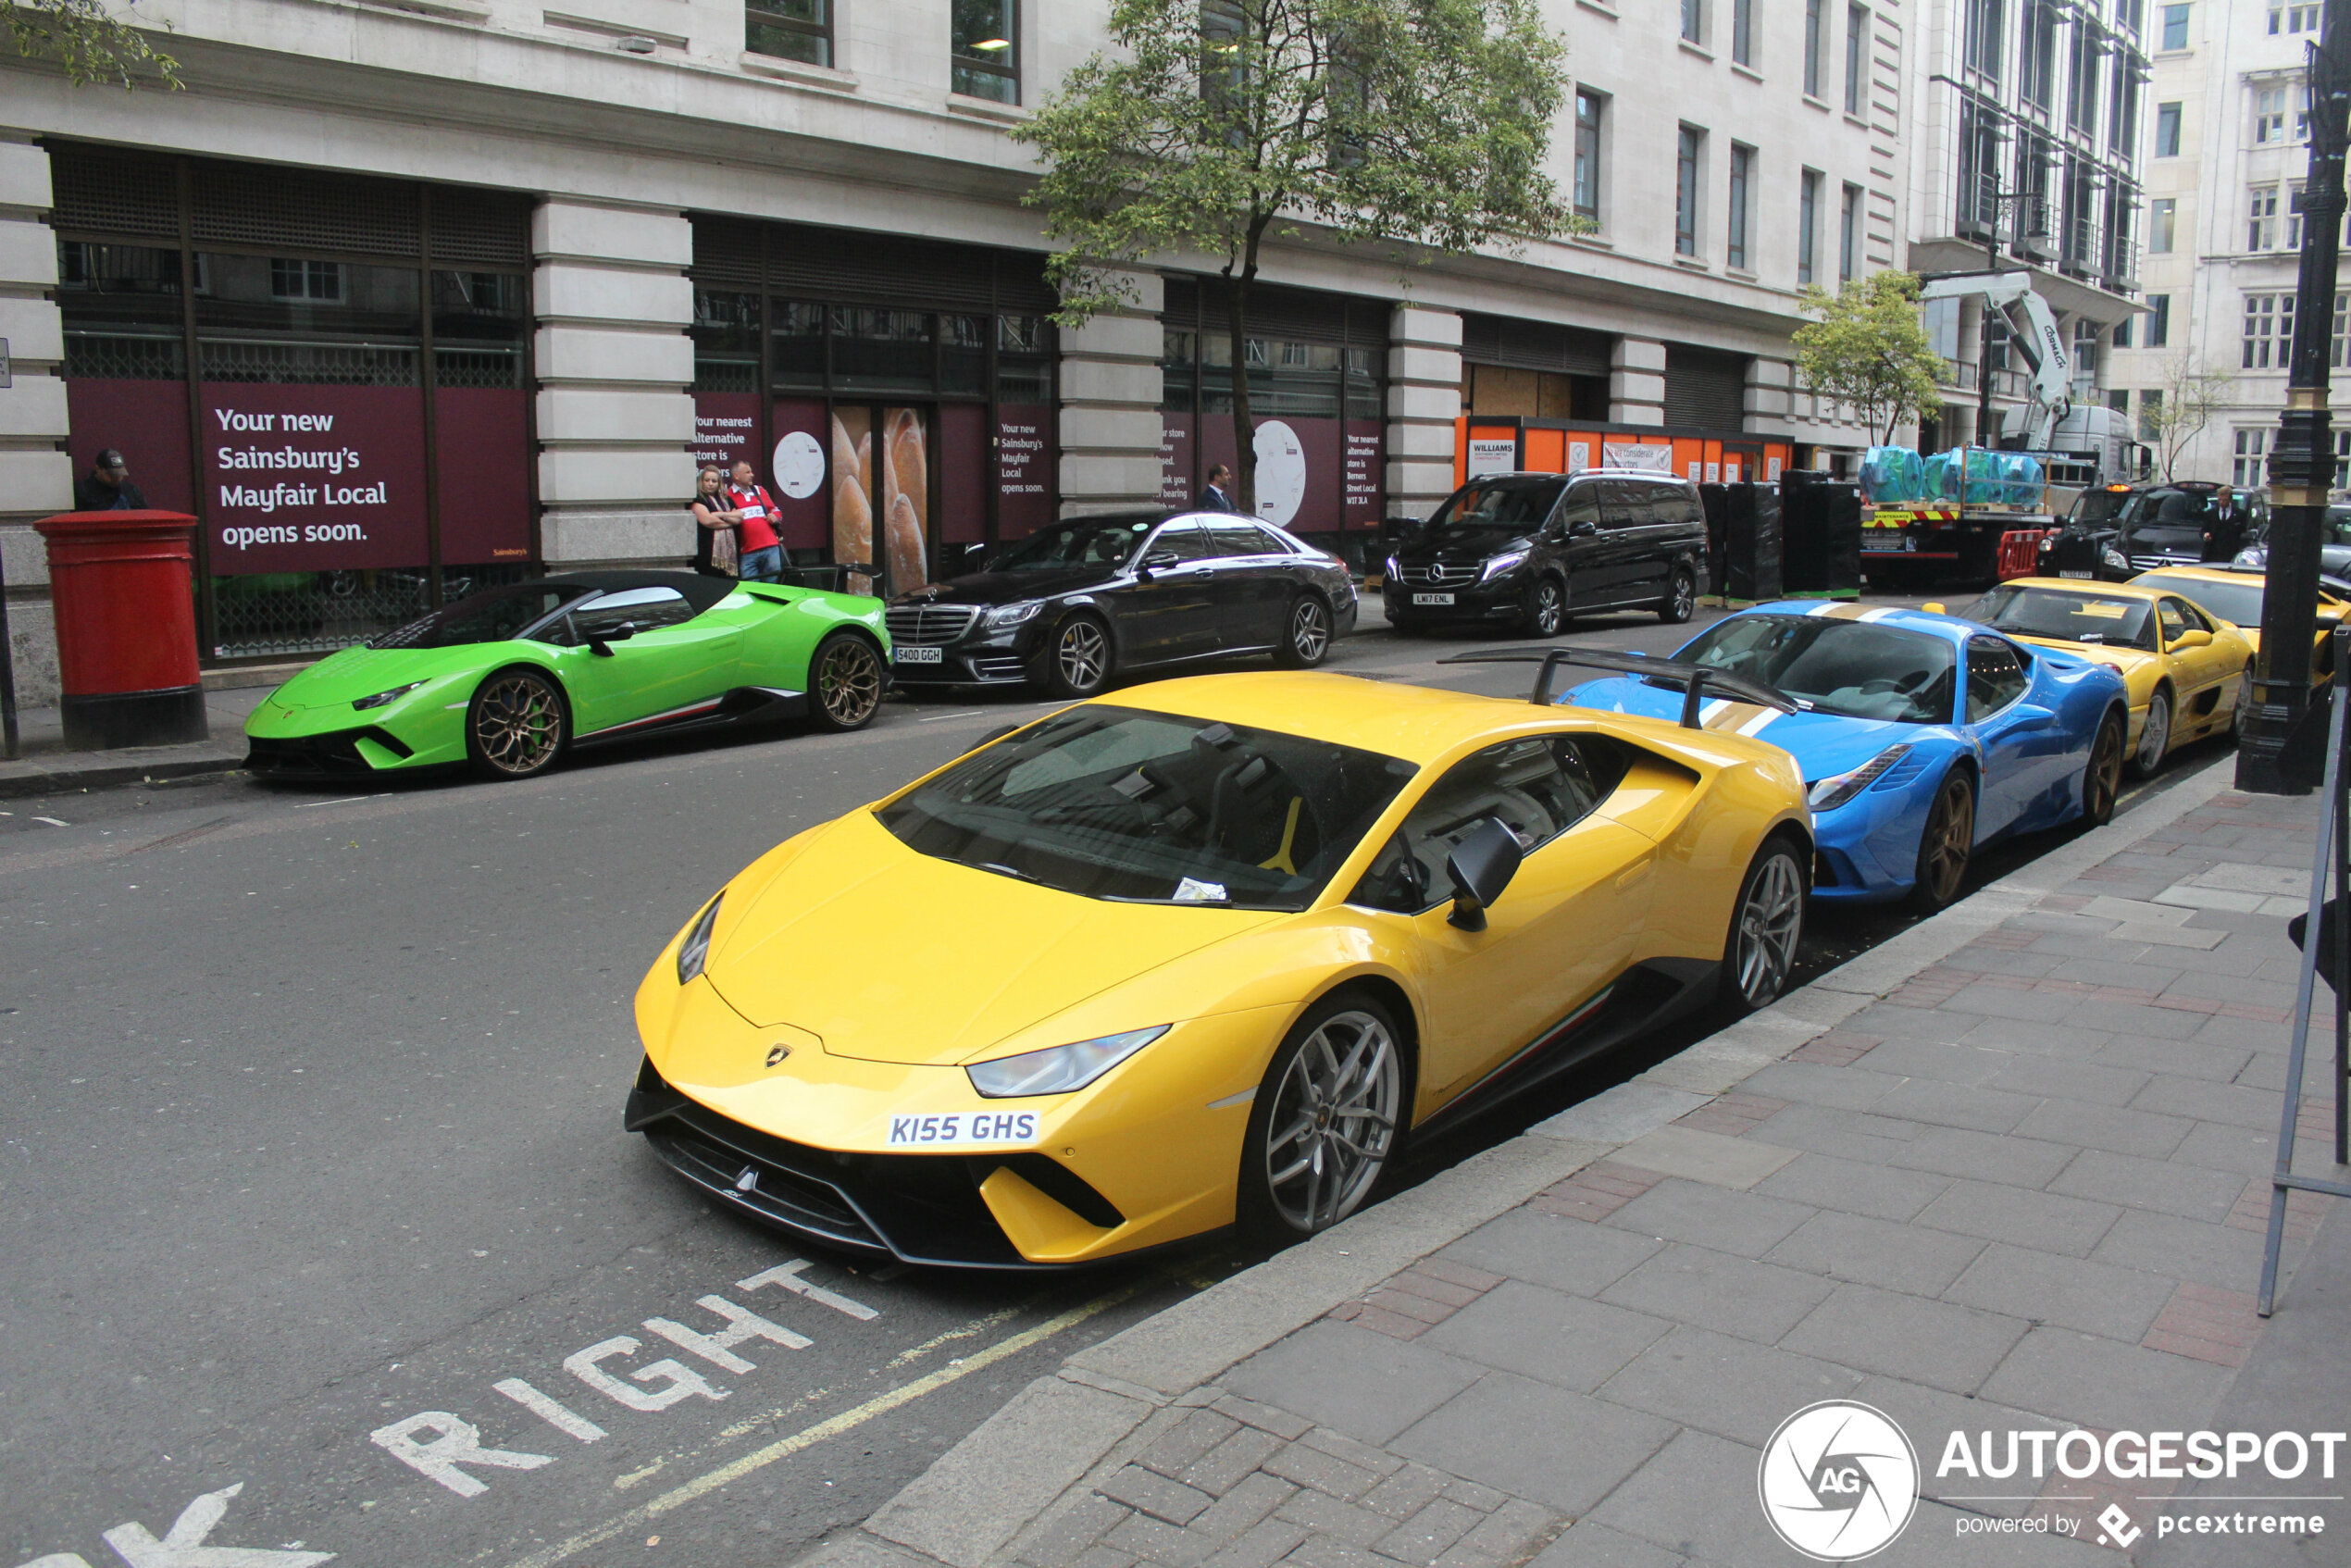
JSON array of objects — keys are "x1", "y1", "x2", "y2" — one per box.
[{"x1": 588, "y1": 621, "x2": 637, "y2": 656}]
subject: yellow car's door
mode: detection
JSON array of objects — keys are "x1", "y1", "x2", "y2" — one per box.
[
  {"x1": 1345, "y1": 734, "x2": 1652, "y2": 1117},
  {"x1": 2157, "y1": 594, "x2": 2238, "y2": 732}
]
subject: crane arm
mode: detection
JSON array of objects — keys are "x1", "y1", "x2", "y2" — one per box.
[{"x1": 1919, "y1": 270, "x2": 2075, "y2": 447}]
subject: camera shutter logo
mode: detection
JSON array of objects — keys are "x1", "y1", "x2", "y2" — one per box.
[{"x1": 1758, "y1": 1400, "x2": 1920, "y2": 1561}]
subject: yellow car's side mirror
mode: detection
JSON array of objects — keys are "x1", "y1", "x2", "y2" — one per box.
[
  {"x1": 2172, "y1": 629, "x2": 2213, "y2": 650},
  {"x1": 1922, "y1": 602, "x2": 1948, "y2": 616}
]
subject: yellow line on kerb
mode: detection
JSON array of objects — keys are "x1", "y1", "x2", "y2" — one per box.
[{"x1": 503, "y1": 1287, "x2": 1137, "y2": 1568}]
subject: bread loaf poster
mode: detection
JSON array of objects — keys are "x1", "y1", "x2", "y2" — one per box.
[
  {"x1": 832, "y1": 407, "x2": 874, "y2": 592},
  {"x1": 879, "y1": 406, "x2": 929, "y2": 591}
]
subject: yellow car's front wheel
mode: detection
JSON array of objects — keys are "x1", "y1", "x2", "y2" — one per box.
[{"x1": 1242, "y1": 994, "x2": 1406, "y2": 1239}]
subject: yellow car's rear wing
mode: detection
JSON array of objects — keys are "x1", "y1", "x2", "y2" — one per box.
[{"x1": 1440, "y1": 646, "x2": 1800, "y2": 728}]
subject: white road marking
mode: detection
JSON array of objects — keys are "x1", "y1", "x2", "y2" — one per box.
[
  {"x1": 293, "y1": 796, "x2": 384, "y2": 808},
  {"x1": 369, "y1": 1412, "x2": 554, "y2": 1499},
  {"x1": 492, "y1": 1377, "x2": 607, "y2": 1443},
  {"x1": 33, "y1": 816, "x2": 67, "y2": 827},
  {"x1": 564, "y1": 1337, "x2": 728, "y2": 1412},
  {"x1": 739, "y1": 1260, "x2": 879, "y2": 1321},
  {"x1": 644, "y1": 1296, "x2": 812, "y2": 1373},
  {"x1": 100, "y1": 1482, "x2": 334, "y2": 1567},
  {"x1": 500, "y1": 1288, "x2": 1135, "y2": 1568}
]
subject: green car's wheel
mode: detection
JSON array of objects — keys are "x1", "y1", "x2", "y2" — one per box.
[
  {"x1": 810, "y1": 632, "x2": 886, "y2": 731},
  {"x1": 466, "y1": 668, "x2": 566, "y2": 780},
  {"x1": 1241, "y1": 993, "x2": 1406, "y2": 1240}
]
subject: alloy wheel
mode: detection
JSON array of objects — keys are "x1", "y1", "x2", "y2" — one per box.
[
  {"x1": 2085, "y1": 715, "x2": 2124, "y2": 823},
  {"x1": 1735, "y1": 852, "x2": 1804, "y2": 1007},
  {"x1": 472, "y1": 672, "x2": 563, "y2": 777},
  {"x1": 1263, "y1": 1009, "x2": 1400, "y2": 1234},
  {"x1": 815, "y1": 637, "x2": 883, "y2": 729},
  {"x1": 2135, "y1": 691, "x2": 2171, "y2": 775},
  {"x1": 1288, "y1": 599, "x2": 1331, "y2": 664},
  {"x1": 1057, "y1": 619, "x2": 1110, "y2": 693},
  {"x1": 1531, "y1": 580, "x2": 1564, "y2": 637},
  {"x1": 1664, "y1": 568, "x2": 1696, "y2": 624},
  {"x1": 1918, "y1": 774, "x2": 1974, "y2": 906}
]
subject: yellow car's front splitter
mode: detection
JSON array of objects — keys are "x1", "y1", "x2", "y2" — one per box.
[{"x1": 628, "y1": 975, "x2": 1281, "y2": 1268}]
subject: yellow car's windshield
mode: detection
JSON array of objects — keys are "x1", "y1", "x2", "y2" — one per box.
[
  {"x1": 1978, "y1": 585, "x2": 2158, "y2": 651},
  {"x1": 877, "y1": 705, "x2": 1417, "y2": 909}
]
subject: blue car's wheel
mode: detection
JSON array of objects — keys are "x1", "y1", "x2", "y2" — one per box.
[
  {"x1": 1910, "y1": 770, "x2": 1975, "y2": 913},
  {"x1": 2084, "y1": 709, "x2": 2124, "y2": 826}
]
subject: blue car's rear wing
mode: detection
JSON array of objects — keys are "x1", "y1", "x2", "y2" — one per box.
[{"x1": 1438, "y1": 647, "x2": 1799, "y2": 728}]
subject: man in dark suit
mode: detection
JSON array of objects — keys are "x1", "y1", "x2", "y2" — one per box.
[{"x1": 1200, "y1": 464, "x2": 1238, "y2": 513}]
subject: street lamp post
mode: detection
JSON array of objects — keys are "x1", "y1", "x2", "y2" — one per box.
[{"x1": 2241, "y1": 6, "x2": 2351, "y2": 795}]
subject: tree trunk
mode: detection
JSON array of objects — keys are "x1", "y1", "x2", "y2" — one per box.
[{"x1": 1225, "y1": 214, "x2": 1273, "y2": 516}]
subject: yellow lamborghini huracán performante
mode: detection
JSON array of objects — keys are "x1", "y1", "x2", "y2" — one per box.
[{"x1": 626, "y1": 654, "x2": 1812, "y2": 1269}]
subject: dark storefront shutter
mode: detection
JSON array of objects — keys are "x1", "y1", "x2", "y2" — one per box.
[
  {"x1": 1664, "y1": 345, "x2": 1751, "y2": 429},
  {"x1": 50, "y1": 145, "x2": 179, "y2": 239},
  {"x1": 695, "y1": 218, "x2": 1058, "y2": 312},
  {"x1": 191, "y1": 160, "x2": 421, "y2": 257},
  {"x1": 1175, "y1": 279, "x2": 1386, "y2": 344},
  {"x1": 429, "y1": 187, "x2": 533, "y2": 267},
  {"x1": 692, "y1": 218, "x2": 763, "y2": 287},
  {"x1": 1461, "y1": 312, "x2": 1612, "y2": 376}
]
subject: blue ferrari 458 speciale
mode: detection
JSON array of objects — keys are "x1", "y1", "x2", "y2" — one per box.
[{"x1": 1552, "y1": 603, "x2": 2133, "y2": 910}]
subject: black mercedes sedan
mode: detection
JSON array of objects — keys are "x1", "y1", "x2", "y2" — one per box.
[{"x1": 885, "y1": 511, "x2": 1360, "y2": 698}]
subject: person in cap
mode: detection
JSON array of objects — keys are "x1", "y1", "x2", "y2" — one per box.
[{"x1": 74, "y1": 449, "x2": 149, "y2": 512}]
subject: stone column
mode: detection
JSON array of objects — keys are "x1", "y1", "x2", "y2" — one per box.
[
  {"x1": 1386, "y1": 305, "x2": 1460, "y2": 520},
  {"x1": 0, "y1": 135, "x2": 69, "y2": 706},
  {"x1": 532, "y1": 199, "x2": 697, "y2": 569},
  {"x1": 1746, "y1": 358, "x2": 1793, "y2": 428},
  {"x1": 1057, "y1": 268, "x2": 1164, "y2": 516},
  {"x1": 1610, "y1": 337, "x2": 1666, "y2": 429}
]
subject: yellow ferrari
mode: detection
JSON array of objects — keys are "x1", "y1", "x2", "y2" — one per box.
[
  {"x1": 2127, "y1": 565, "x2": 2346, "y2": 691},
  {"x1": 1955, "y1": 577, "x2": 2253, "y2": 777},
  {"x1": 627, "y1": 657, "x2": 1812, "y2": 1268}
]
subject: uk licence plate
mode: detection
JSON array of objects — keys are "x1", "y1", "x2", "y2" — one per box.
[
  {"x1": 893, "y1": 645, "x2": 944, "y2": 665},
  {"x1": 2060, "y1": 570, "x2": 2093, "y2": 579},
  {"x1": 886, "y1": 1110, "x2": 1038, "y2": 1148},
  {"x1": 1413, "y1": 592, "x2": 1455, "y2": 606}
]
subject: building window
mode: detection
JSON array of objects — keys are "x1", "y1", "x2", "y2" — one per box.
[
  {"x1": 1799, "y1": 168, "x2": 1822, "y2": 283},
  {"x1": 1964, "y1": 0, "x2": 2003, "y2": 80},
  {"x1": 1840, "y1": 182, "x2": 1861, "y2": 281},
  {"x1": 1733, "y1": 0, "x2": 1754, "y2": 66},
  {"x1": 2290, "y1": 185, "x2": 2307, "y2": 250},
  {"x1": 2250, "y1": 185, "x2": 2280, "y2": 251},
  {"x1": 2068, "y1": 22, "x2": 2101, "y2": 134},
  {"x1": 2256, "y1": 87, "x2": 2287, "y2": 144},
  {"x1": 2298, "y1": 84, "x2": 2314, "y2": 142},
  {"x1": 2139, "y1": 387, "x2": 2162, "y2": 441},
  {"x1": 2159, "y1": 2, "x2": 2189, "y2": 47},
  {"x1": 1683, "y1": 0, "x2": 1704, "y2": 44},
  {"x1": 1728, "y1": 143, "x2": 1754, "y2": 269},
  {"x1": 1574, "y1": 90, "x2": 1604, "y2": 223},
  {"x1": 2155, "y1": 101, "x2": 2182, "y2": 156},
  {"x1": 1806, "y1": 0, "x2": 1826, "y2": 96},
  {"x1": 2108, "y1": 388, "x2": 2130, "y2": 415},
  {"x1": 2233, "y1": 428, "x2": 2269, "y2": 487},
  {"x1": 1845, "y1": 6, "x2": 1868, "y2": 112},
  {"x1": 2072, "y1": 317, "x2": 2099, "y2": 389},
  {"x1": 1676, "y1": 125, "x2": 1704, "y2": 257},
  {"x1": 2021, "y1": 0, "x2": 2058, "y2": 108},
  {"x1": 2148, "y1": 293, "x2": 2171, "y2": 346},
  {"x1": 746, "y1": 0, "x2": 830, "y2": 65},
  {"x1": 2110, "y1": 50, "x2": 2141, "y2": 152},
  {"x1": 2244, "y1": 292, "x2": 2295, "y2": 369},
  {"x1": 2273, "y1": 2, "x2": 2320, "y2": 31},
  {"x1": 2147, "y1": 197, "x2": 2175, "y2": 253},
  {"x1": 2115, "y1": 316, "x2": 2133, "y2": 348},
  {"x1": 951, "y1": 0, "x2": 1018, "y2": 102},
  {"x1": 1959, "y1": 97, "x2": 2002, "y2": 235},
  {"x1": 268, "y1": 258, "x2": 342, "y2": 302}
]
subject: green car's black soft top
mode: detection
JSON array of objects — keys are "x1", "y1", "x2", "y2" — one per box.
[{"x1": 548, "y1": 569, "x2": 744, "y2": 616}]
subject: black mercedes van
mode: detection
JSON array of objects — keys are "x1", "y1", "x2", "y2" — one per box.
[{"x1": 1381, "y1": 470, "x2": 1709, "y2": 636}]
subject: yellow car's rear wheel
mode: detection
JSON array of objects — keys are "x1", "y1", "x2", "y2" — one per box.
[
  {"x1": 1242, "y1": 995, "x2": 1405, "y2": 1239},
  {"x1": 2132, "y1": 686, "x2": 2173, "y2": 778},
  {"x1": 1724, "y1": 837, "x2": 1806, "y2": 1013}
]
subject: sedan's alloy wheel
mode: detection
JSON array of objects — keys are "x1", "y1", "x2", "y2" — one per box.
[
  {"x1": 1287, "y1": 598, "x2": 1331, "y2": 665},
  {"x1": 1057, "y1": 619, "x2": 1110, "y2": 693},
  {"x1": 472, "y1": 672, "x2": 563, "y2": 776},
  {"x1": 1529, "y1": 579, "x2": 1564, "y2": 637},
  {"x1": 1264, "y1": 1010, "x2": 1400, "y2": 1234},
  {"x1": 1735, "y1": 851, "x2": 1804, "y2": 1007},
  {"x1": 814, "y1": 637, "x2": 884, "y2": 729}
]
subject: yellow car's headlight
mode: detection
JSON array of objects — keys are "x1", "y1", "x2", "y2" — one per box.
[
  {"x1": 966, "y1": 1026, "x2": 1168, "y2": 1099},
  {"x1": 676, "y1": 894, "x2": 723, "y2": 985}
]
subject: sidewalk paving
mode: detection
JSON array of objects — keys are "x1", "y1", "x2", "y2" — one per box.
[
  {"x1": 815, "y1": 762, "x2": 2351, "y2": 1568},
  {"x1": 0, "y1": 686, "x2": 261, "y2": 797}
]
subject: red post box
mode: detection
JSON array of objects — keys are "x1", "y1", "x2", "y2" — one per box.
[{"x1": 33, "y1": 510, "x2": 208, "y2": 750}]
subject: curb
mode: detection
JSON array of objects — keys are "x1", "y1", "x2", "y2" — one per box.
[
  {"x1": 807, "y1": 754, "x2": 2241, "y2": 1568},
  {"x1": 0, "y1": 746, "x2": 247, "y2": 800}
]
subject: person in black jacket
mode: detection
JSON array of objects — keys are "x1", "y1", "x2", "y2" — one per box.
[
  {"x1": 1200, "y1": 464, "x2": 1237, "y2": 513},
  {"x1": 73, "y1": 449, "x2": 149, "y2": 511}
]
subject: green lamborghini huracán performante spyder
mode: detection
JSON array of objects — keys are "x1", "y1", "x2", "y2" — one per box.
[{"x1": 243, "y1": 570, "x2": 890, "y2": 781}]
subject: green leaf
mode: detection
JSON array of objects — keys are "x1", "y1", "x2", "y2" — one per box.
[{"x1": 5, "y1": 0, "x2": 180, "y2": 86}]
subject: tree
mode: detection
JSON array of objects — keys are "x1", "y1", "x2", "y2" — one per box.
[
  {"x1": 1790, "y1": 271, "x2": 1947, "y2": 447},
  {"x1": 5, "y1": 0, "x2": 179, "y2": 87},
  {"x1": 2144, "y1": 353, "x2": 2236, "y2": 481},
  {"x1": 1015, "y1": 0, "x2": 1570, "y2": 514}
]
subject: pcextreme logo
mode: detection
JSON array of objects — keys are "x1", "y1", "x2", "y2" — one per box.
[{"x1": 1758, "y1": 1400, "x2": 1921, "y2": 1562}]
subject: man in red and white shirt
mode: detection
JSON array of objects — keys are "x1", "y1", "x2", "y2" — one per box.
[{"x1": 727, "y1": 460, "x2": 785, "y2": 582}]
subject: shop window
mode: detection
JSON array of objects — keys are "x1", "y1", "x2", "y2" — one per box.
[
  {"x1": 952, "y1": 0, "x2": 1018, "y2": 102},
  {"x1": 771, "y1": 299, "x2": 827, "y2": 388},
  {"x1": 747, "y1": 0, "x2": 830, "y2": 66},
  {"x1": 692, "y1": 289, "x2": 762, "y2": 392},
  {"x1": 199, "y1": 255, "x2": 421, "y2": 384},
  {"x1": 1000, "y1": 314, "x2": 1055, "y2": 402},
  {"x1": 941, "y1": 313, "x2": 989, "y2": 396},
  {"x1": 830, "y1": 305, "x2": 934, "y2": 392},
  {"x1": 433, "y1": 270, "x2": 527, "y2": 389},
  {"x1": 57, "y1": 242, "x2": 190, "y2": 380}
]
